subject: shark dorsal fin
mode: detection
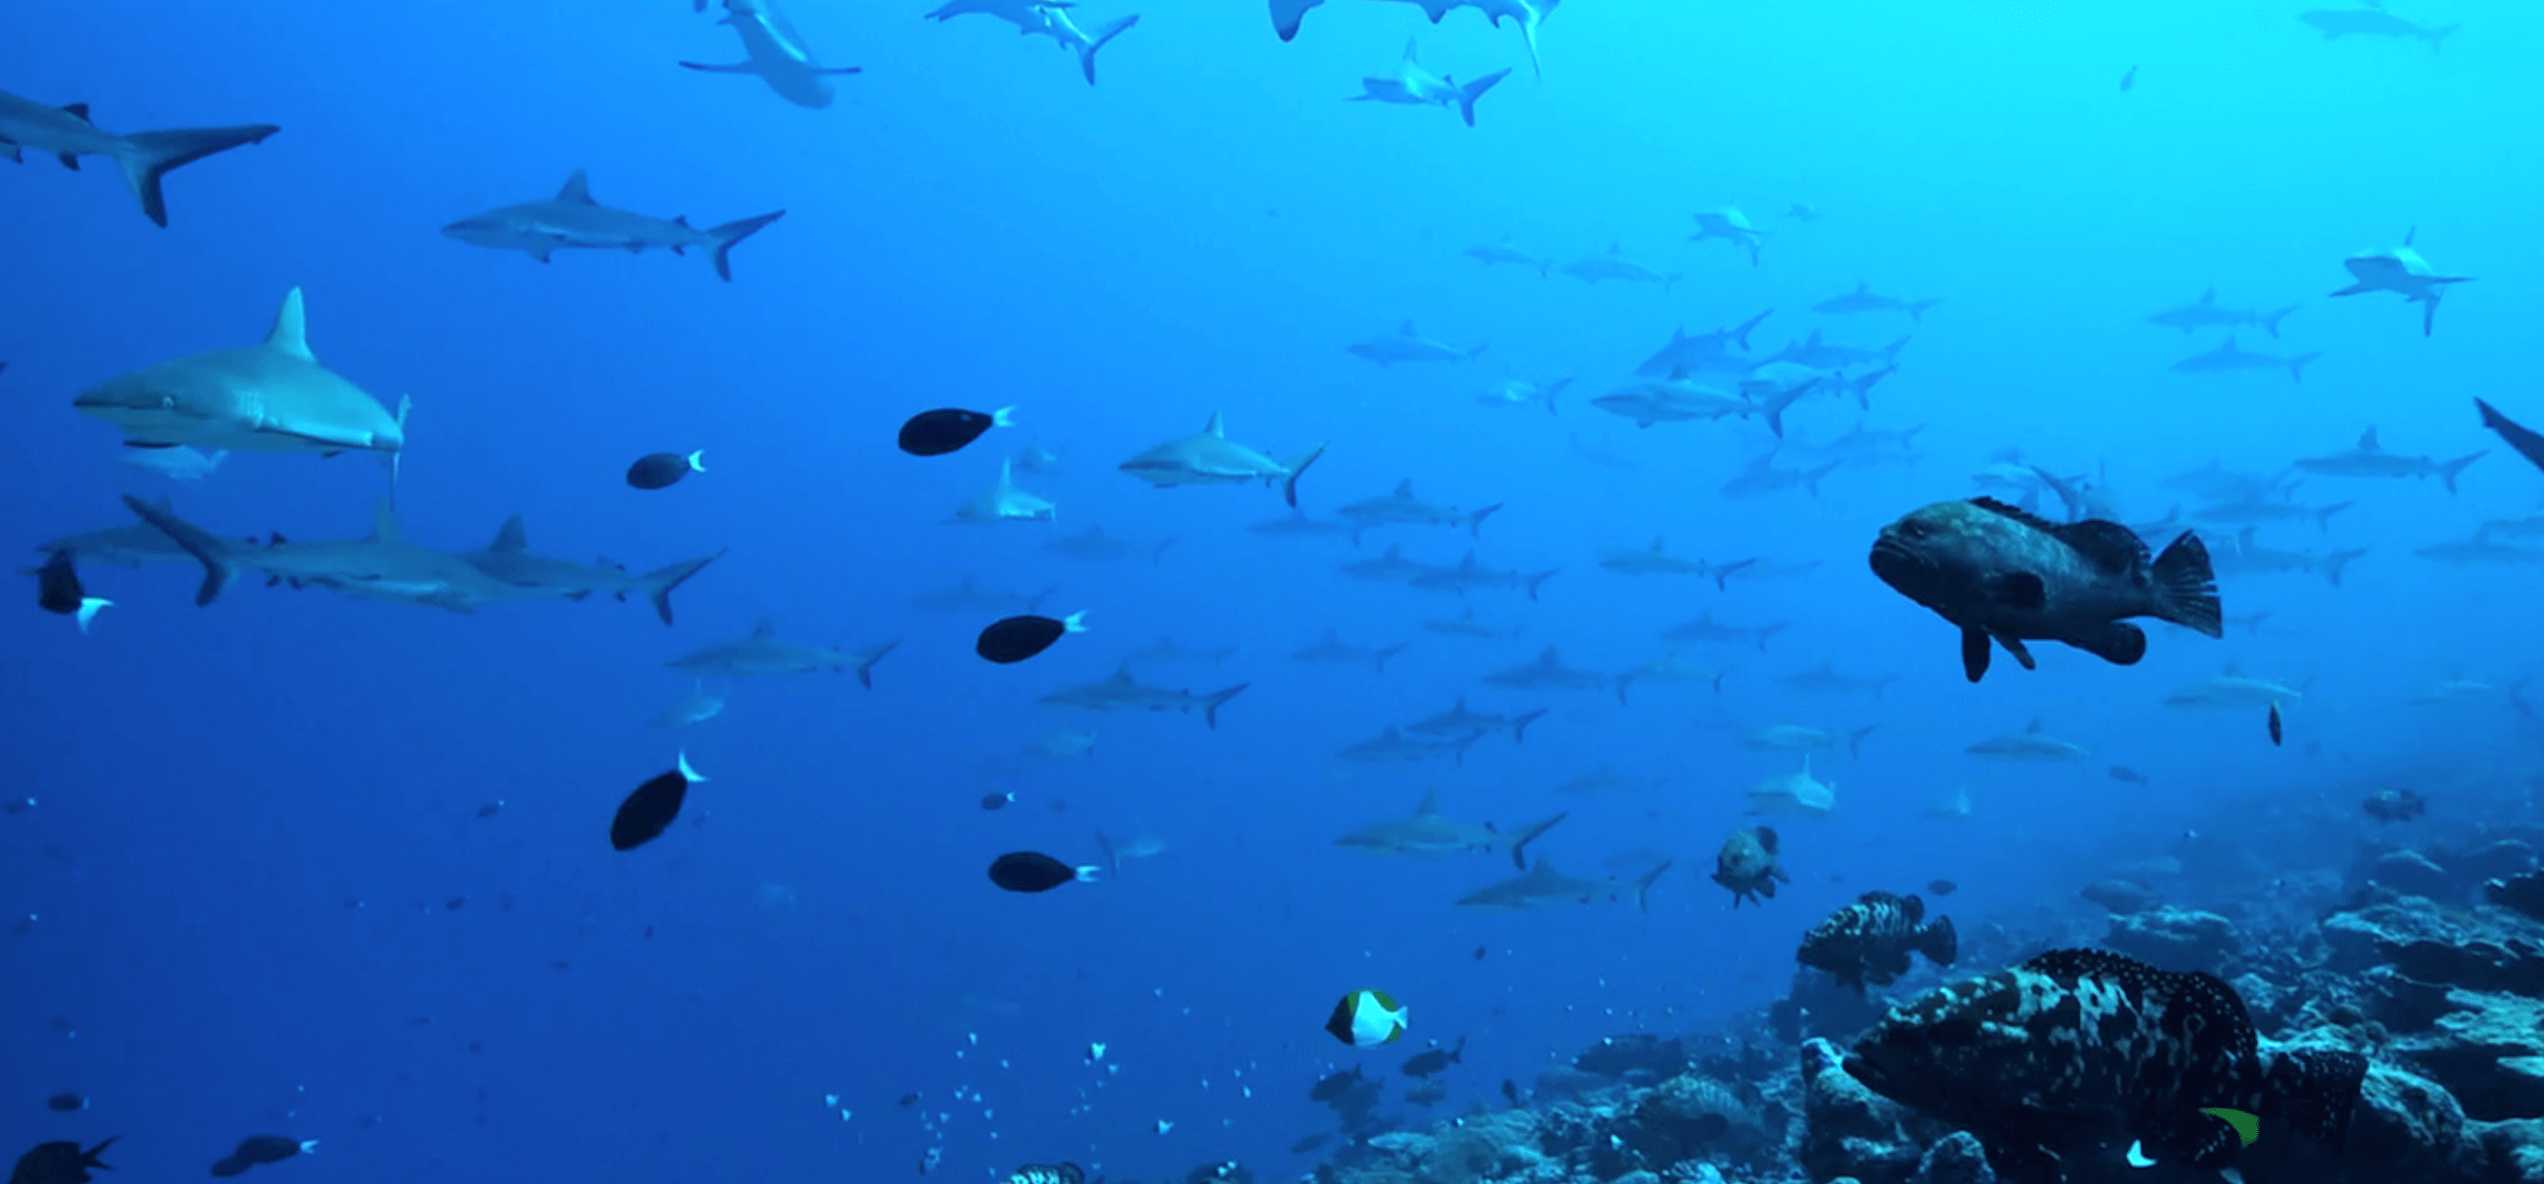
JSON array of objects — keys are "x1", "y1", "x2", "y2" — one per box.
[
  {"x1": 557, "y1": 169, "x2": 596, "y2": 204},
  {"x1": 491, "y1": 514, "x2": 528, "y2": 553},
  {"x1": 1452, "y1": 695, "x2": 1468, "y2": 711},
  {"x1": 1854, "y1": 280, "x2": 1869, "y2": 293},
  {"x1": 1806, "y1": 328, "x2": 1824, "y2": 346},
  {"x1": 266, "y1": 288, "x2": 314, "y2": 361},
  {"x1": 1203, "y1": 411, "x2": 1225, "y2": 437},
  {"x1": 2198, "y1": 287, "x2": 2216, "y2": 305},
  {"x1": 2024, "y1": 717, "x2": 2043, "y2": 734},
  {"x1": 1414, "y1": 789, "x2": 1440, "y2": 817},
  {"x1": 1383, "y1": 543, "x2": 1401, "y2": 557},
  {"x1": 1397, "y1": 319, "x2": 1418, "y2": 337},
  {"x1": 1667, "y1": 365, "x2": 1689, "y2": 381},
  {"x1": 1529, "y1": 855, "x2": 1555, "y2": 876},
  {"x1": 1393, "y1": 479, "x2": 1415, "y2": 498},
  {"x1": 1458, "y1": 549, "x2": 1479, "y2": 570},
  {"x1": 1537, "y1": 645, "x2": 1560, "y2": 666},
  {"x1": 1606, "y1": 242, "x2": 1622, "y2": 256},
  {"x1": 1400, "y1": 38, "x2": 1419, "y2": 63},
  {"x1": 1322, "y1": 627, "x2": 1340, "y2": 643},
  {"x1": 1650, "y1": 536, "x2": 1666, "y2": 551},
  {"x1": 752, "y1": 619, "x2": 778, "y2": 638},
  {"x1": 1110, "y1": 661, "x2": 1136, "y2": 682},
  {"x1": 59, "y1": 102, "x2": 90, "y2": 123},
  {"x1": 2357, "y1": 427, "x2": 2381, "y2": 452},
  {"x1": 2223, "y1": 659, "x2": 2243, "y2": 676},
  {"x1": 368, "y1": 499, "x2": 402, "y2": 542}
]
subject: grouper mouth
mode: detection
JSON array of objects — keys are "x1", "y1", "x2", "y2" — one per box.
[
  {"x1": 1868, "y1": 536, "x2": 1928, "y2": 584},
  {"x1": 1840, "y1": 1050, "x2": 1893, "y2": 1093}
]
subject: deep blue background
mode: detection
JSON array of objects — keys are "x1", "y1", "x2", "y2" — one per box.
[{"x1": 4, "y1": 2, "x2": 2538, "y2": 1181}]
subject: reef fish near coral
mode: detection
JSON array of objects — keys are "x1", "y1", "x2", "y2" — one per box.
[
  {"x1": 1841, "y1": 948, "x2": 2368, "y2": 1184},
  {"x1": 1797, "y1": 890, "x2": 1956, "y2": 990}
]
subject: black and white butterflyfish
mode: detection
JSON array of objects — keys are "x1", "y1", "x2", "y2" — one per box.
[{"x1": 1325, "y1": 988, "x2": 1408, "y2": 1047}]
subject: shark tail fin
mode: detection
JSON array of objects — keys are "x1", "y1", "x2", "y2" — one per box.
[
  {"x1": 1467, "y1": 503, "x2": 1504, "y2": 539},
  {"x1": 642, "y1": 548, "x2": 728, "y2": 627},
  {"x1": 1760, "y1": 383, "x2": 1810, "y2": 440},
  {"x1": 2288, "y1": 352, "x2": 2322, "y2": 383},
  {"x1": 1076, "y1": 15, "x2": 1140, "y2": 85},
  {"x1": 2261, "y1": 305, "x2": 2297, "y2": 339},
  {"x1": 2426, "y1": 23, "x2": 2459, "y2": 51},
  {"x1": 2439, "y1": 450, "x2": 2488, "y2": 494},
  {"x1": 1200, "y1": 683, "x2": 1250, "y2": 730},
  {"x1": 111, "y1": 124, "x2": 280, "y2": 228},
  {"x1": 1505, "y1": 810, "x2": 1567, "y2": 869},
  {"x1": 121, "y1": 494, "x2": 236, "y2": 606},
  {"x1": 1908, "y1": 299, "x2": 1942, "y2": 325},
  {"x1": 1279, "y1": 443, "x2": 1326, "y2": 509},
  {"x1": 1524, "y1": 568, "x2": 1555, "y2": 602},
  {"x1": 1454, "y1": 68, "x2": 1510, "y2": 127},
  {"x1": 1511, "y1": 708, "x2": 1547, "y2": 746},
  {"x1": 1631, "y1": 859, "x2": 1673, "y2": 913},
  {"x1": 705, "y1": 210, "x2": 787, "y2": 282},
  {"x1": 853, "y1": 639, "x2": 902, "y2": 689}
]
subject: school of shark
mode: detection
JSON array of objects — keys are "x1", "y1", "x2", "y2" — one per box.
[{"x1": 6, "y1": 3, "x2": 2537, "y2": 1184}]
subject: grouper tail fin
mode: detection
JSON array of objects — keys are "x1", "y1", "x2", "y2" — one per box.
[{"x1": 2150, "y1": 531, "x2": 2223, "y2": 638}]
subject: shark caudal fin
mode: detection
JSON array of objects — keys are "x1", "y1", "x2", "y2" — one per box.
[
  {"x1": 1504, "y1": 811, "x2": 1567, "y2": 869},
  {"x1": 120, "y1": 495, "x2": 237, "y2": 606},
  {"x1": 1200, "y1": 683, "x2": 1250, "y2": 730},
  {"x1": 1630, "y1": 859, "x2": 1673, "y2": 913},
  {"x1": 641, "y1": 548, "x2": 729, "y2": 626},
  {"x1": 2149, "y1": 531, "x2": 2223, "y2": 638},
  {"x1": 1454, "y1": 69, "x2": 1510, "y2": 128},
  {"x1": 2438, "y1": 451, "x2": 2488, "y2": 494},
  {"x1": 853, "y1": 639, "x2": 902, "y2": 689},
  {"x1": 705, "y1": 210, "x2": 786, "y2": 282},
  {"x1": 1279, "y1": 443, "x2": 1326, "y2": 509},
  {"x1": 1077, "y1": 15, "x2": 1140, "y2": 85},
  {"x1": 1510, "y1": 708, "x2": 1547, "y2": 745},
  {"x1": 2261, "y1": 305, "x2": 2298, "y2": 339},
  {"x1": 111, "y1": 123, "x2": 281, "y2": 227}
]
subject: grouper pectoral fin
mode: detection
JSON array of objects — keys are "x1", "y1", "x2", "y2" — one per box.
[
  {"x1": 1995, "y1": 633, "x2": 2037, "y2": 671},
  {"x1": 1986, "y1": 571, "x2": 2047, "y2": 608},
  {"x1": 1960, "y1": 628, "x2": 1990, "y2": 683},
  {"x1": 2069, "y1": 621, "x2": 2149, "y2": 666}
]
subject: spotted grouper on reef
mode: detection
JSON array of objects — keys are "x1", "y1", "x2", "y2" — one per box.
[
  {"x1": 1841, "y1": 948, "x2": 2368, "y2": 1184},
  {"x1": 1869, "y1": 497, "x2": 2222, "y2": 682}
]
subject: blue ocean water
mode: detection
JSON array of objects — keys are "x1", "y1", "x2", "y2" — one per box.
[{"x1": 4, "y1": 1, "x2": 2537, "y2": 1181}]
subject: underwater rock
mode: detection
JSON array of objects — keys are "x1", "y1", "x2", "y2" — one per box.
[
  {"x1": 2371, "y1": 849, "x2": 2457, "y2": 900},
  {"x1": 2322, "y1": 901, "x2": 2544, "y2": 995},
  {"x1": 2391, "y1": 990, "x2": 2544, "y2": 1122},
  {"x1": 2453, "y1": 839, "x2": 2540, "y2": 886},
  {"x1": 2344, "y1": 1060, "x2": 2489, "y2": 1184},
  {"x1": 2484, "y1": 871, "x2": 2544, "y2": 923},
  {"x1": 1906, "y1": 1132, "x2": 1994, "y2": 1184},
  {"x1": 2099, "y1": 906, "x2": 2243, "y2": 973},
  {"x1": 1797, "y1": 1038, "x2": 1918, "y2": 1184},
  {"x1": 1624, "y1": 1073, "x2": 1768, "y2": 1166}
]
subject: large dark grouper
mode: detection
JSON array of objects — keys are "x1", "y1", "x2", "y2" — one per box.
[
  {"x1": 1869, "y1": 497, "x2": 2222, "y2": 682},
  {"x1": 1842, "y1": 948, "x2": 2368, "y2": 1184}
]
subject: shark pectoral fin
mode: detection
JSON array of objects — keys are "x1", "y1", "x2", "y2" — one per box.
[
  {"x1": 2069, "y1": 621, "x2": 2148, "y2": 667},
  {"x1": 2328, "y1": 283, "x2": 2371, "y2": 297},
  {"x1": 1994, "y1": 633, "x2": 2037, "y2": 670},
  {"x1": 1960, "y1": 628, "x2": 1990, "y2": 682},
  {"x1": 678, "y1": 60, "x2": 762, "y2": 73},
  {"x1": 0, "y1": 143, "x2": 20, "y2": 163}
]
